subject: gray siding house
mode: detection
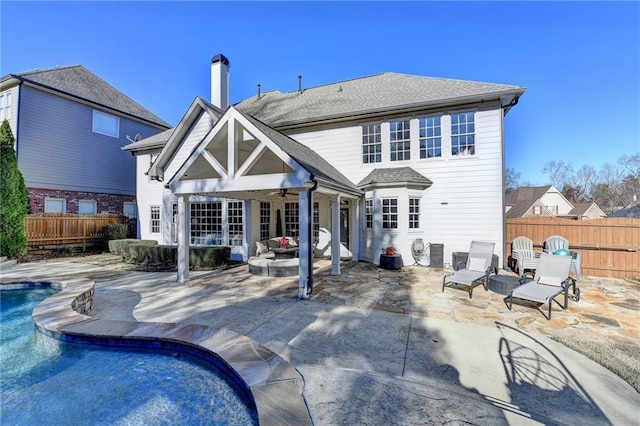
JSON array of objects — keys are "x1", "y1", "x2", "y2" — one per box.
[{"x1": 0, "y1": 65, "x2": 170, "y2": 215}]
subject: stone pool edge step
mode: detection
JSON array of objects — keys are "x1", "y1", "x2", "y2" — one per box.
[{"x1": 2, "y1": 277, "x2": 312, "y2": 426}]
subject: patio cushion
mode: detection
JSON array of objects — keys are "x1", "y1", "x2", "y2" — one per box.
[
  {"x1": 538, "y1": 275, "x2": 562, "y2": 287},
  {"x1": 467, "y1": 257, "x2": 485, "y2": 272},
  {"x1": 256, "y1": 241, "x2": 268, "y2": 255}
]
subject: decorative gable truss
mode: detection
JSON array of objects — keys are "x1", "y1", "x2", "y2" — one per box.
[{"x1": 167, "y1": 107, "x2": 312, "y2": 196}]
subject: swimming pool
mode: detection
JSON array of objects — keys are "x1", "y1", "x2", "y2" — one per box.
[{"x1": 0, "y1": 286, "x2": 258, "y2": 425}]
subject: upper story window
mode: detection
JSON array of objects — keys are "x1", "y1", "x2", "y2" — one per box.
[
  {"x1": 92, "y1": 110, "x2": 119, "y2": 138},
  {"x1": 362, "y1": 123, "x2": 382, "y2": 164},
  {"x1": 533, "y1": 205, "x2": 542, "y2": 215},
  {"x1": 419, "y1": 116, "x2": 441, "y2": 158},
  {"x1": 409, "y1": 198, "x2": 420, "y2": 229},
  {"x1": 451, "y1": 112, "x2": 475, "y2": 156},
  {"x1": 390, "y1": 120, "x2": 410, "y2": 161},
  {"x1": 0, "y1": 91, "x2": 12, "y2": 121},
  {"x1": 364, "y1": 199, "x2": 373, "y2": 229},
  {"x1": 381, "y1": 198, "x2": 398, "y2": 229}
]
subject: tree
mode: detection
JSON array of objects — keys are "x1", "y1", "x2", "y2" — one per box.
[
  {"x1": 504, "y1": 167, "x2": 521, "y2": 192},
  {"x1": 0, "y1": 120, "x2": 28, "y2": 258},
  {"x1": 542, "y1": 160, "x2": 574, "y2": 190}
]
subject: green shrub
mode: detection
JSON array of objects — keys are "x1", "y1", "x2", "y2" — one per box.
[
  {"x1": 190, "y1": 246, "x2": 231, "y2": 268},
  {"x1": 108, "y1": 239, "x2": 157, "y2": 256},
  {"x1": 128, "y1": 244, "x2": 176, "y2": 264},
  {"x1": 124, "y1": 244, "x2": 230, "y2": 269},
  {"x1": 103, "y1": 223, "x2": 128, "y2": 244},
  {"x1": 0, "y1": 120, "x2": 28, "y2": 258}
]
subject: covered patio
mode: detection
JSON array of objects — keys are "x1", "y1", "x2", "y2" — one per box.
[{"x1": 155, "y1": 105, "x2": 362, "y2": 298}]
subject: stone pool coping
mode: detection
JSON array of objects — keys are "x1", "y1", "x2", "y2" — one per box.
[{"x1": 1, "y1": 277, "x2": 312, "y2": 426}]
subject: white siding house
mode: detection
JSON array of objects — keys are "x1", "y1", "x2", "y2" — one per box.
[{"x1": 124, "y1": 54, "x2": 526, "y2": 293}]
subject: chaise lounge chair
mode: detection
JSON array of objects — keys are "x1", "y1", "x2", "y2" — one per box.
[
  {"x1": 544, "y1": 235, "x2": 581, "y2": 279},
  {"x1": 508, "y1": 252, "x2": 580, "y2": 320},
  {"x1": 442, "y1": 241, "x2": 497, "y2": 298}
]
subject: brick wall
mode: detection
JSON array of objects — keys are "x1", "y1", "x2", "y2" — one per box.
[{"x1": 28, "y1": 187, "x2": 135, "y2": 215}]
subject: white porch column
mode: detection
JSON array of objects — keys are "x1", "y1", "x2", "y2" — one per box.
[
  {"x1": 351, "y1": 198, "x2": 360, "y2": 261},
  {"x1": 298, "y1": 191, "x2": 312, "y2": 298},
  {"x1": 177, "y1": 195, "x2": 190, "y2": 283},
  {"x1": 331, "y1": 195, "x2": 341, "y2": 275}
]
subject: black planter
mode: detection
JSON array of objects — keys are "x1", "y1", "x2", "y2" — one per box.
[{"x1": 380, "y1": 254, "x2": 403, "y2": 270}]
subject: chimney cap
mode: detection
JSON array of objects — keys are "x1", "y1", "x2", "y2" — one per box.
[{"x1": 211, "y1": 54, "x2": 230, "y2": 67}]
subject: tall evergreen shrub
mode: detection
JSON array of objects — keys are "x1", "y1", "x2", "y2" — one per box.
[{"x1": 0, "y1": 120, "x2": 28, "y2": 257}]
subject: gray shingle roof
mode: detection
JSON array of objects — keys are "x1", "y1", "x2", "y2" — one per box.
[
  {"x1": 122, "y1": 128, "x2": 174, "y2": 152},
  {"x1": 236, "y1": 72, "x2": 525, "y2": 127},
  {"x1": 3, "y1": 65, "x2": 170, "y2": 128},
  {"x1": 237, "y1": 109, "x2": 361, "y2": 195},
  {"x1": 505, "y1": 186, "x2": 552, "y2": 218},
  {"x1": 357, "y1": 167, "x2": 433, "y2": 189},
  {"x1": 122, "y1": 97, "x2": 224, "y2": 153}
]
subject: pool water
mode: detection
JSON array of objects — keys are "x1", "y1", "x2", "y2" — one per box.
[{"x1": 0, "y1": 287, "x2": 258, "y2": 425}]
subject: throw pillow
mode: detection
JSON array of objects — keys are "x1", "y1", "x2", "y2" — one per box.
[
  {"x1": 467, "y1": 257, "x2": 486, "y2": 272},
  {"x1": 256, "y1": 241, "x2": 268, "y2": 255}
]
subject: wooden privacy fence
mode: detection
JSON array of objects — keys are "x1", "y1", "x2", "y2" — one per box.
[
  {"x1": 506, "y1": 217, "x2": 640, "y2": 279},
  {"x1": 25, "y1": 213, "x2": 127, "y2": 249}
]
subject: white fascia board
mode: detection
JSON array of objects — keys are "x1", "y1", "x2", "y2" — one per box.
[{"x1": 149, "y1": 98, "x2": 208, "y2": 180}]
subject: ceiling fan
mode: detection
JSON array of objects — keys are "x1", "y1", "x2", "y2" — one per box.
[{"x1": 267, "y1": 188, "x2": 298, "y2": 198}]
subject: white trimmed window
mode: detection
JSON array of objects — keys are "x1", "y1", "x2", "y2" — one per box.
[
  {"x1": 259, "y1": 201, "x2": 271, "y2": 240},
  {"x1": 0, "y1": 91, "x2": 12, "y2": 121},
  {"x1": 382, "y1": 198, "x2": 398, "y2": 229},
  {"x1": 365, "y1": 199, "x2": 373, "y2": 229},
  {"x1": 451, "y1": 112, "x2": 475, "y2": 156},
  {"x1": 284, "y1": 202, "x2": 299, "y2": 237},
  {"x1": 150, "y1": 206, "x2": 161, "y2": 234},
  {"x1": 190, "y1": 202, "x2": 223, "y2": 245},
  {"x1": 123, "y1": 202, "x2": 137, "y2": 218},
  {"x1": 44, "y1": 197, "x2": 66, "y2": 213},
  {"x1": 419, "y1": 116, "x2": 441, "y2": 158},
  {"x1": 78, "y1": 200, "x2": 97, "y2": 215},
  {"x1": 227, "y1": 201, "x2": 244, "y2": 246},
  {"x1": 533, "y1": 205, "x2": 542, "y2": 215},
  {"x1": 390, "y1": 120, "x2": 411, "y2": 161},
  {"x1": 409, "y1": 198, "x2": 420, "y2": 229},
  {"x1": 172, "y1": 203, "x2": 178, "y2": 243},
  {"x1": 313, "y1": 202, "x2": 320, "y2": 241},
  {"x1": 362, "y1": 123, "x2": 382, "y2": 164},
  {"x1": 92, "y1": 110, "x2": 119, "y2": 138}
]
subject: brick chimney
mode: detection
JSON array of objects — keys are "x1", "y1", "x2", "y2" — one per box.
[{"x1": 211, "y1": 54, "x2": 230, "y2": 109}]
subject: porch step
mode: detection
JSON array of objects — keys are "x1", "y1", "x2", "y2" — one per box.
[{"x1": 1, "y1": 257, "x2": 18, "y2": 270}]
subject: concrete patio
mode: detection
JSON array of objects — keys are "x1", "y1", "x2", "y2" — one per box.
[{"x1": 1, "y1": 256, "x2": 638, "y2": 425}]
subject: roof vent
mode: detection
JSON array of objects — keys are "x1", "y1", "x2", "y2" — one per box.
[
  {"x1": 298, "y1": 75, "x2": 302, "y2": 94},
  {"x1": 257, "y1": 83, "x2": 261, "y2": 100}
]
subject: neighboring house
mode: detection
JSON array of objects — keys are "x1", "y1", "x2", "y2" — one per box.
[
  {"x1": 610, "y1": 204, "x2": 640, "y2": 218},
  {"x1": 123, "y1": 54, "x2": 525, "y2": 294},
  {"x1": 506, "y1": 185, "x2": 606, "y2": 220},
  {"x1": 0, "y1": 65, "x2": 170, "y2": 217}
]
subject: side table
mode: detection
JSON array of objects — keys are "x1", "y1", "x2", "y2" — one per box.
[
  {"x1": 487, "y1": 275, "x2": 521, "y2": 295},
  {"x1": 380, "y1": 254, "x2": 403, "y2": 270}
]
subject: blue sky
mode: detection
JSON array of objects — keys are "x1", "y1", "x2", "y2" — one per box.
[{"x1": 2, "y1": 1, "x2": 638, "y2": 184}]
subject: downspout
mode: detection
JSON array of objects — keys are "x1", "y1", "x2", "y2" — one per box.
[
  {"x1": 15, "y1": 83, "x2": 22, "y2": 157},
  {"x1": 500, "y1": 95, "x2": 519, "y2": 269},
  {"x1": 305, "y1": 177, "x2": 318, "y2": 297}
]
